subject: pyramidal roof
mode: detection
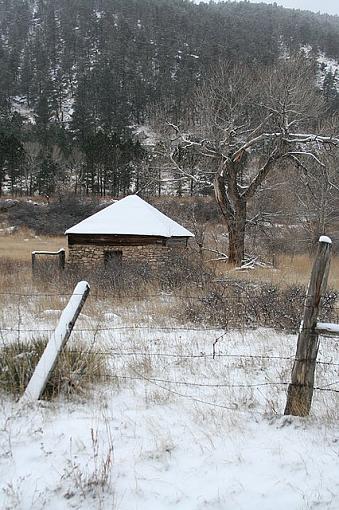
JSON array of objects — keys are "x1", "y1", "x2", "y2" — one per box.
[{"x1": 65, "y1": 195, "x2": 194, "y2": 238}]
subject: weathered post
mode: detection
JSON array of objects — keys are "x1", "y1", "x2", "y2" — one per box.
[
  {"x1": 284, "y1": 236, "x2": 332, "y2": 416},
  {"x1": 21, "y1": 281, "x2": 90, "y2": 402},
  {"x1": 31, "y1": 251, "x2": 36, "y2": 275},
  {"x1": 58, "y1": 249, "x2": 65, "y2": 270}
]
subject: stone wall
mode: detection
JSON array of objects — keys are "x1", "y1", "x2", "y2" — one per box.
[{"x1": 67, "y1": 243, "x2": 179, "y2": 270}]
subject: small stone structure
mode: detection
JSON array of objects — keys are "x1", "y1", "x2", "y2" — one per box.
[{"x1": 65, "y1": 195, "x2": 193, "y2": 270}]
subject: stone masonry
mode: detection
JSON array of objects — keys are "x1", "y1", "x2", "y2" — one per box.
[{"x1": 67, "y1": 243, "x2": 181, "y2": 270}]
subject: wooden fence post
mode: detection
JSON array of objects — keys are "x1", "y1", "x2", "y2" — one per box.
[
  {"x1": 284, "y1": 236, "x2": 332, "y2": 416},
  {"x1": 20, "y1": 281, "x2": 90, "y2": 402},
  {"x1": 58, "y1": 249, "x2": 65, "y2": 269},
  {"x1": 31, "y1": 251, "x2": 36, "y2": 275}
]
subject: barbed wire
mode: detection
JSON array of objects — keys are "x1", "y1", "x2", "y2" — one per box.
[
  {"x1": 104, "y1": 373, "x2": 339, "y2": 395},
  {"x1": 0, "y1": 291, "x2": 203, "y2": 298},
  {"x1": 63, "y1": 348, "x2": 339, "y2": 367},
  {"x1": 1, "y1": 289, "x2": 338, "y2": 409},
  {"x1": 0, "y1": 290, "x2": 336, "y2": 300},
  {"x1": 0, "y1": 325, "x2": 228, "y2": 333},
  {"x1": 1, "y1": 325, "x2": 339, "y2": 344},
  {"x1": 314, "y1": 387, "x2": 339, "y2": 393},
  {"x1": 103, "y1": 373, "x2": 289, "y2": 388},
  {"x1": 1, "y1": 335, "x2": 337, "y2": 368}
]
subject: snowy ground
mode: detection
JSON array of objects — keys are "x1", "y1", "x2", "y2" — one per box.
[{"x1": 0, "y1": 293, "x2": 338, "y2": 509}]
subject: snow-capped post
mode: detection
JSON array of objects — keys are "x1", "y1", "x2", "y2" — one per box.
[
  {"x1": 284, "y1": 236, "x2": 332, "y2": 417},
  {"x1": 59, "y1": 249, "x2": 66, "y2": 270},
  {"x1": 21, "y1": 281, "x2": 90, "y2": 402},
  {"x1": 32, "y1": 248, "x2": 66, "y2": 276}
]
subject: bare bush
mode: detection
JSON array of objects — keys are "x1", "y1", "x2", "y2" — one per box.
[
  {"x1": 183, "y1": 279, "x2": 337, "y2": 331},
  {"x1": 32, "y1": 246, "x2": 213, "y2": 297}
]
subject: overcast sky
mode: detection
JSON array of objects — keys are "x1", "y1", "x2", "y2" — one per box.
[
  {"x1": 253, "y1": 0, "x2": 339, "y2": 15},
  {"x1": 201, "y1": 1, "x2": 339, "y2": 16}
]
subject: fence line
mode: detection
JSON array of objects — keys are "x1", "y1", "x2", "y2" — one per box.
[
  {"x1": 1, "y1": 277, "x2": 338, "y2": 410},
  {"x1": 103, "y1": 374, "x2": 290, "y2": 388},
  {"x1": 1, "y1": 327, "x2": 338, "y2": 368},
  {"x1": 0, "y1": 291, "x2": 337, "y2": 300},
  {"x1": 66, "y1": 348, "x2": 339, "y2": 367},
  {"x1": 0, "y1": 326, "x2": 229, "y2": 332},
  {"x1": 1, "y1": 324, "x2": 339, "y2": 334},
  {"x1": 0, "y1": 344, "x2": 337, "y2": 409},
  {"x1": 1, "y1": 325, "x2": 339, "y2": 349},
  {"x1": 102, "y1": 374, "x2": 339, "y2": 394}
]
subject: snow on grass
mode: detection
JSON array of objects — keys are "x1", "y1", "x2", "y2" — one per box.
[
  {"x1": 0, "y1": 294, "x2": 338, "y2": 509},
  {"x1": 0, "y1": 383, "x2": 338, "y2": 509}
]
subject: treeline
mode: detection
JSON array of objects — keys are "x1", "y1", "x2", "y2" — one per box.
[{"x1": 0, "y1": 0, "x2": 338, "y2": 196}]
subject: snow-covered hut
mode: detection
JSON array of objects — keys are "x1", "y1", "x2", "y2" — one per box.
[{"x1": 65, "y1": 195, "x2": 194, "y2": 269}]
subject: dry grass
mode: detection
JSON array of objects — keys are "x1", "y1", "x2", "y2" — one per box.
[
  {"x1": 0, "y1": 337, "x2": 107, "y2": 399},
  {"x1": 214, "y1": 254, "x2": 339, "y2": 289},
  {"x1": 0, "y1": 231, "x2": 67, "y2": 261},
  {"x1": 3, "y1": 228, "x2": 339, "y2": 290}
]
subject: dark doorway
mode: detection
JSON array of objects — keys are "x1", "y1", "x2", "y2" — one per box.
[{"x1": 104, "y1": 250, "x2": 123, "y2": 269}]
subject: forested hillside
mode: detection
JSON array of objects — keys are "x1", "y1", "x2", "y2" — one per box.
[{"x1": 0, "y1": 0, "x2": 339, "y2": 196}]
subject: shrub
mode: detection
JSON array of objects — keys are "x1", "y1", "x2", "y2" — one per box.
[
  {"x1": 182, "y1": 279, "x2": 337, "y2": 332},
  {"x1": 32, "y1": 245, "x2": 213, "y2": 298},
  {"x1": 154, "y1": 248, "x2": 213, "y2": 291}
]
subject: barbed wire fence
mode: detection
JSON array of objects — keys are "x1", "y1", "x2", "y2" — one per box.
[
  {"x1": 0, "y1": 290, "x2": 338, "y2": 415},
  {"x1": 1, "y1": 237, "x2": 339, "y2": 415}
]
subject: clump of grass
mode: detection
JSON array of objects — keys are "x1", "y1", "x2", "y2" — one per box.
[{"x1": 0, "y1": 338, "x2": 107, "y2": 399}]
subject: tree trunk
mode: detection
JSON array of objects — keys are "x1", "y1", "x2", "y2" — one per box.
[
  {"x1": 228, "y1": 203, "x2": 246, "y2": 265},
  {"x1": 214, "y1": 170, "x2": 247, "y2": 266}
]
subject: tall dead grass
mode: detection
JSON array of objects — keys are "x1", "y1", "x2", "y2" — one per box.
[
  {"x1": 214, "y1": 254, "x2": 339, "y2": 288},
  {"x1": 0, "y1": 337, "x2": 107, "y2": 399}
]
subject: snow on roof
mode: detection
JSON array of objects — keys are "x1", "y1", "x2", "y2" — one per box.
[{"x1": 65, "y1": 195, "x2": 194, "y2": 238}]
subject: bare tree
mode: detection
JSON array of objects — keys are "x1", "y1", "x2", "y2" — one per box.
[
  {"x1": 159, "y1": 58, "x2": 339, "y2": 265},
  {"x1": 65, "y1": 147, "x2": 85, "y2": 194},
  {"x1": 291, "y1": 150, "x2": 339, "y2": 251},
  {"x1": 22, "y1": 142, "x2": 41, "y2": 195}
]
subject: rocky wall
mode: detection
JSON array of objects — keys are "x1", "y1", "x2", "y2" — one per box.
[{"x1": 67, "y1": 243, "x2": 177, "y2": 270}]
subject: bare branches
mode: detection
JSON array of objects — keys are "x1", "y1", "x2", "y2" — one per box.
[
  {"x1": 168, "y1": 150, "x2": 212, "y2": 187},
  {"x1": 242, "y1": 149, "x2": 280, "y2": 200},
  {"x1": 244, "y1": 113, "x2": 274, "y2": 143},
  {"x1": 284, "y1": 134, "x2": 339, "y2": 144},
  {"x1": 231, "y1": 132, "x2": 282, "y2": 161},
  {"x1": 288, "y1": 152, "x2": 326, "y2": 168}
]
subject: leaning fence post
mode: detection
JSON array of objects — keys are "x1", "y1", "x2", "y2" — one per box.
[
  {"x1": 20, "y1": 281, "x2": 90, "y2": 402},
  {"x1": 284, "y1": 236, "x2": 332, "y2": 416}
]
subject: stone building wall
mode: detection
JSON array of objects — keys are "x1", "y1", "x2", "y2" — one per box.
[{"x1": 67, "y1": 243, "x2": 179, "y2": 270}]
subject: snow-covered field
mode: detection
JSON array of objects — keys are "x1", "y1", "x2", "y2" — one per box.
[{"x1": 0, "y1": 293, "x2": 338, "y2": 509}]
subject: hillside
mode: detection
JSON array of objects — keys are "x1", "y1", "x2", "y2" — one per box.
[
  {"x1": 1, "y1": 0, "x2": 339, "y2": 129},
  {"x1": 0, "y1": 0, "x2": 338, "y2": 199}
]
